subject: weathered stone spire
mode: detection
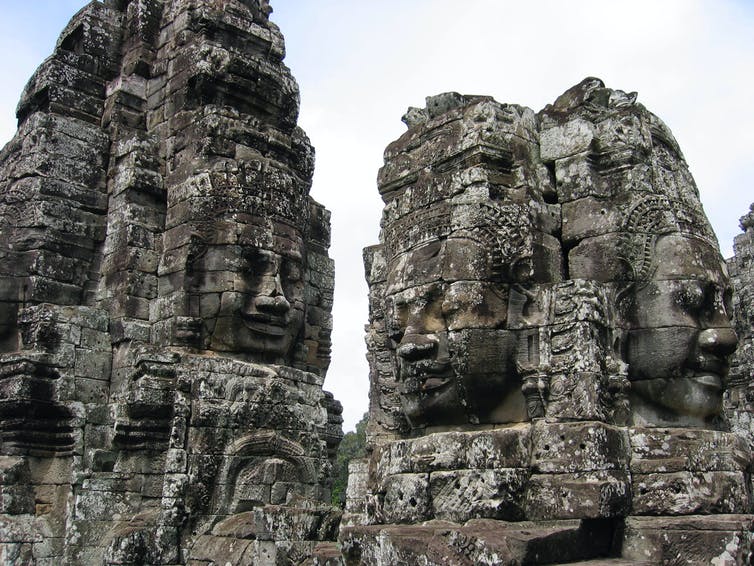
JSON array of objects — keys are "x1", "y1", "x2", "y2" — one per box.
[
  {"x1": 727, "y1": 204, "x2": 754, "y2": 453},
  {"x1": 0, "y1": 2, "x2": 341, "y2": 564},
  {"x1": 343, "y1": 79, "x2": 752, "y2": 564}
]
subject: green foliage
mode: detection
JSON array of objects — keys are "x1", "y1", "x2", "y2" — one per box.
[{"x1": 331, "y1": 412, "x2": 368, "y2": 507}]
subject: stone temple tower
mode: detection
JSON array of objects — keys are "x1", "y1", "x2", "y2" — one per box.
[
  {"x1": 0, "y1": 1, "x2": 342, "y2": 564},
  {"x1": 342, "y1": 79, "x2": 754, "y2": 564},
  {"x1": 727, "y1": 205, "x2": 754, "y2": 460}
]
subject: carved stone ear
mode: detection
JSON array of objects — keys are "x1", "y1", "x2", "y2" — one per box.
[
  {"x1": 186, "y1": 233, "x2": 209, "y2": 268},
  {"x1": 615, "y1": 280, "x2": 636, "y2": 320},
  {"x1": 509, "y1": 257, "x2": 535, "y2": 285}
]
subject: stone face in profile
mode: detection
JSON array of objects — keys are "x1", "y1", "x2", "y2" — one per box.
[
  {"x1": 385, "y1": 220, "x2": 524, "y2": 427},
  {"x1": 541, "y1": 77, "x2": 738, "y2": 429},
  {"x1": 626, "y1": 234, "x2": 737, "y2": 426},
  {"x1": 345, "y1": 79, "x2": 752, "y2": 565},
  {"x1": 0, "y1": 1, "x2": 341, "y2": 565},
  {"x1": 387, "y1": 236, "x2": 515, "y2": 426},
  {"x1": 370, "y1": 95, "x2": 558, "y2": 433}
]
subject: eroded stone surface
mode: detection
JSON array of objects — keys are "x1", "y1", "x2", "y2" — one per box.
[
  {"x1": 345, "y1": 79, "x2": 753, "y2": 564},
  {"x1": 728, "y1": 204, "x2": 754, "y2": 456},
  {"x1": 0, "y1": 1, "x2": 341, "y2": 565}
]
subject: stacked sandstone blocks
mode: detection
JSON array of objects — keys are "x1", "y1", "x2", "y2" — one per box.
[
  {"x1": 0, "y1": 2, "x2": 341, "y2": 565},
  {"x1": 343, "y1": 80, "x2": 754, "y2": 565},
  {"x1": 728, "y1": 204, "x2": 754, "y2": 455}
]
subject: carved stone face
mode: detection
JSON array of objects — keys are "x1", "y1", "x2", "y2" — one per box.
[
  {"x1": 385, "y1": 236, "x2": 522, "y2": 428},
  {"x1": 627, "y1": 234, "x2": 738, "y2": 426},
  {"x1": 200, "y1": 231, "x2": 306, "y2": 362}
]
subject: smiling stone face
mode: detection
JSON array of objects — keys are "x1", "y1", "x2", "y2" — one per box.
[
  {"x1": 213, "y1": 246, "x2": 305, "y2": 360},
  {"x1": 194, "y1": 231, "x2": 306, "y2": 363},
  {"x1": 385, "y1": 235, "x2": 522, "y2": 427},
  {"x1": 626, "y1": 234, "x2": 738, "y2": 427}
]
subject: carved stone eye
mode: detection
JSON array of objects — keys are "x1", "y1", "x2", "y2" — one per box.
[
  {"x1": 244, "y1": 250, "x2": 273, "y2": 276},
  {"x1": 282, "y1": 260, "x2": 302, "y2": 283},
  {"x1": 387, "y1": 300, "x2": 408, "y2": 344},
  {"x1": 723, "y1": 287, "x2": 733, "y2": 316},
  {"x1": 675, "y1": 283, "x2": 704, "y2": 312}
]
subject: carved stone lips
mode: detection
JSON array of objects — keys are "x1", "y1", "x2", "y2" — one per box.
[
  {"x1": 686, "y1": 355, "x2": 727, "y2": 387},
  {"x1": 399, "y1": 361, "x2": 453, "y2": 395},
  {"x1": 240, "y1": 312, "x2": 288, "y2": 337},
  {"x1": 421, "y1": 377, "x2": 450, "y2": 392},
  {"x1": 400, "y1": 376, "x2": 451, "y2": 396},
  {"x1": 688, "y1": 374, "x2": 722, "y2": 390}
]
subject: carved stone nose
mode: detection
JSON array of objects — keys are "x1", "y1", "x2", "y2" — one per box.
[
  {"x1": 255, "y1": 295, "x2": 290, "y2": 315},
  {"x1": 698, "y1": 327, "x2": 738, "y2": 356},
  {"x1": 396, "y1": 334, "x2": 437, "y2": 360}
]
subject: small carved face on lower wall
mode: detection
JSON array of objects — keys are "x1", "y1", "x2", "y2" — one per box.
[
  {"x1": 385, "y1": 236, "x2": 524, "y2": 428},
  {"x1": 232, "y1": 456, "x2": 308, "y2": 512},
  {"x1": 210, "y1": 431, "x2": 321, "y2": 519},
  {"x1": 627, "y1": 234, "x2": 738, "y2": 427}
]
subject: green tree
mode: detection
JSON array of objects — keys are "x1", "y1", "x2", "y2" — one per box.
[{"x1": 331, "y1": 412, "x2": 368, "y2": 507}]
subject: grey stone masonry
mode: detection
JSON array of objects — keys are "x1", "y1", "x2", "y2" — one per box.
[
  {"x1": 727, "y1": 203, "x2": 754, "y2": 483},
  {"x1": 0, "y1": 2, "x2": 341, "y2": 565},
  {"x1": 343, "y1": 79, "x2": 754, "y2": 565}
]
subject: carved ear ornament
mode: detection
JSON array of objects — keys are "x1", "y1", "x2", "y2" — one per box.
[{"x1": 186, "y1": 226, "x2": 213, "y2": 267}]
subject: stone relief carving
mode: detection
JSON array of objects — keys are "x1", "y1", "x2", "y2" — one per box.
[
  {"x1": 343, "y1": 78, "x2": 753, "y2": 565},
  {"x1": 383, "y1": 198, "x2": 532, "y2": 428},
  {"x1": 0, "y1": 0, "x2": 752, "y2": 562},
  {"x1": 0, "y1": 2, "x2": 341, "y2": 565}
]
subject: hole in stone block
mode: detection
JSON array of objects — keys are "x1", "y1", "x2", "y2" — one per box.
[{"x1": 60, "y1": 24, "x2": 85, "y2": 55}]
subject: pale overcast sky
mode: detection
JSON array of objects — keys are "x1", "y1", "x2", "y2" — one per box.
[{"x1": 1, "y1": 1, "x2": 753, "y2": 430}]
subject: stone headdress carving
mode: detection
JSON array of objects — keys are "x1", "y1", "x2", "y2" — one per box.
[
  {"x1": 382, "y1": 194, "x2": 534, "y2": 283},
  {"x1": 619, "y1": 194, "x2": 720, "y2": 284},
  {"x1": 619, "y1": 195, "x2": 678, "y2": 283}
]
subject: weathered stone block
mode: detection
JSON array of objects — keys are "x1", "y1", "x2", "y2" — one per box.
[
  {"x1": 377, "y1": 432, "x2": 469, "y2": 476},
  {"x1": 568, "y1": 233, "x2": 625, "y2": 281},
  {"x1": 340, "y1": 518, "x2": 617, "y2": 566},
  {"x1": 73, "y1": 489, "x2": 143, "y2": 522},
  {"x1": 466, "y1": 426, "x2": 532, "y2": 470},
  {"x1": 554, "y1": 153, "x2": 601, "y2": 203},
  {"x1": 561, "y1": 197, "x2": 625, "y2": 244},
  {"x1": 430, "y1": 468, "x2": 528, "y2": 522},
  {"x1": 632, "y1": 471, "x2": 749, "y2": 515},
  {"x1": 380, "y1": 473, "x2": 431, "y2": 524},
  {"x1": 525, "y1": 471, "x2": 630, "y2": 520},
  {"x1": 183, "y1": 534, "x2": 254, "y2": 565},
  {"x1": 540, "y1": 119, "x2": 595, "y2": 162},
  {"x1": 0, "y1": 485, "x2": 35, "y2": 515},
  {"x1": 343, "y1": 458, "x2": 369, "y2": 527},
  {"x1": 622, "y1": 515, "x2": 754, "y2": 565},
  {"x1": 629, "y1": 427, "x2": 750, "y2": 474},
  {"x1": 74, "y1": 348, "x2": 111, "y2": 381},
  {"x1": 531, "y1": 421, "x2": 629, "y2": 473},
  {"x1": 74, "y1": 376, "x2": 110, "y2": 404}
]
